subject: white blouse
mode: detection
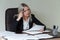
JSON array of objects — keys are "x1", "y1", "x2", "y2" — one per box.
[{"x1": 23, "y1": 18, "x2": 29, "y2": 31}]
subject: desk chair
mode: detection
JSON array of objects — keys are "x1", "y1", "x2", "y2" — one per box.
[{"x1": 5, "y1": 8, "x2": 18, "y2": 32}]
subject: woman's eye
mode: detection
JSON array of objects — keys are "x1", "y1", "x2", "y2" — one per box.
[
  {"x1": 24, "y1": 11, "x2": 26, "y2": 12},
  {"x1": 24, "y1": 9, "x2": 30, "y2": 12}
]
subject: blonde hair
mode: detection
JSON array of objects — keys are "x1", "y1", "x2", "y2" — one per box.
[{"x1": 18, "y1": 3, "x2": 32, "y2": 21}]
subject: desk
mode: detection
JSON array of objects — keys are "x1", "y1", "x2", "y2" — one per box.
[
  {"x1": 23, "y1": 30, "x2": 60, "y2": 40},
  {"x1": 0, "y1": 31, "x2": 60, "y2": 40},
  {"x1": 39, "y1": 32, "x2": 60, "y2": 40},
  {"x1": 0, "y1": 37, "x2": 60, "y2": 40}
]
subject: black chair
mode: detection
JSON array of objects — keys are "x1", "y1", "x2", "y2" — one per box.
[{"x1": 5, "y1": 8, "x2": 18, "y2": 32}]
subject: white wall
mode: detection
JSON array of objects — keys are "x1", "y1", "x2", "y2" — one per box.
[{"x1": 0, "y1": 0, "x2": 60, "y2": 31}]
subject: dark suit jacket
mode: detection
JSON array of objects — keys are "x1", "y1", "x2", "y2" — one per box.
[{"x1": 15, "y1": 14, "x2": 46, "y2": 33}]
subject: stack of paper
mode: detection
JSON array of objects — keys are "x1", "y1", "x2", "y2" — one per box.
[
  {"x1": 0, "y1": 31, "x2": 28, "y2": 40},
  {"x1": 43, "y1": 30, "x2": 50, "y2": 32},
  {"x1": 35, "y1": 34, "x2": 53, "y2": 39},
  {"x1": 23, "y1": 25, "x2": 44, "y2": 34},
  {"x1": 5, "y1": 34, "x2": 28, "y2": 40},
  {"x1": 0, "y1": 31, "x2": 15, "y2": 37},
  {"x1": 23, "y1": 30, "x2": 43, "y2": 34},
  {"x1": 30, "y1": 25, "x2": 44, "y2": 30},
  {"x1": 25, "y1": 34, "x2": 53, "y2": 40},
  {"x1": 0, "y1": 31, "x2": 53, "y2": 40},
  {"x1": 0, "y1": 25, "x2": 53, "y2": 40}
]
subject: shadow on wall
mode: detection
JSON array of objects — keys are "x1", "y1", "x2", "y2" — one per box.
[
  {"x1": 31, "y1": 10, "x2": 49, "y2": 29},
  {"x1": 31, "y1": 10, "x2": 45, "y2": 24}
]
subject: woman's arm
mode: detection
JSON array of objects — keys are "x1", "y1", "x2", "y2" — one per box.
[
  {"x1": 16, "y1": 11, "x2": 23, "y2": 21},
  {"x1": 32, "y1": 14, "x2": 46, "y2": 30}
]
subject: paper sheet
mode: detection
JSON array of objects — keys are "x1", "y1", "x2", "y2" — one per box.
[
  {"x1": 0, "y1": 31, "x2": 53, "y2": 40},
  {"x1": 35, "y1": 34, "x2": 53, "y2": 39},
  {"x1": 23, "y1": 25, "x2": 44, "y2": 34},
  {"x1": 43, "y1": 30, "x2": 51, "y2": 32},
  {"x1": 24, "y1": 34, "x2": 53, "y2": 40},
  {"x1": 30, "y1": 25, "x2": 44, "y2": 30},
  {"x1": 0, "y1": 31, "x2": 28, "y2": 40},
  {"x1": 0, "y1": 31, "x2": 15, "y2": 37},
  {"x1": 5, "y1": 34, "x2": 28, "y2": 40}
]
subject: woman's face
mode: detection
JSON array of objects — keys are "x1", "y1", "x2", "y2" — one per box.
[{"x1": 23, "y1": 7, "x2": 31, "y2": 17}]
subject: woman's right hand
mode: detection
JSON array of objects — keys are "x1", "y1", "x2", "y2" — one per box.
[{"x1": 16, "y1": 11, "x2": 23, "y2": 21}]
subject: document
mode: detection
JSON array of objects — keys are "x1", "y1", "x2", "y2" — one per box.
[
  {"x1": 0, "y1": 31, "x2": 53, "y2": 40},
  {"x1": 0, "y1": 31, "x2": 28, "y2": 40},
  {"x1": 5, "y1": 34, "x2": 28, "y2": 40},
  {"x1": 35, "y1": 34, "x2": 53, "y2": 39},
  {"x1": 23, "y1": 30, "x2": 43, "y2": 34},
  {"x1": 5, "y1": 34, "x2": 53, "y2": 40},
  {"x1": 23, "y1": 25, "x2": 44, "y2": 34},
  {"x1": 25, "y1": 34, "x2": 53, "y2": 40},
  {"x1": 0, "y1": 31, "x2": 15, "y2": 37},
  {"x1": 30, "y1": 25, "x2": 44, "y2": 30}
]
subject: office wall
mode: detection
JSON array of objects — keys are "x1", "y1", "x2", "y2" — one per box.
[{"x1": 0, "y1": 0, "x2": 60, "y2": 31}]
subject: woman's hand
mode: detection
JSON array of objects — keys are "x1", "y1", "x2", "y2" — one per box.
[{"x1": 16, "y1": 11, "x2": 23, "y2": 21}]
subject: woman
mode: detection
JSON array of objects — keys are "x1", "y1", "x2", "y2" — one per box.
[{"x1": 15, "y1": 3, "x2": 46, "y2": 33}]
